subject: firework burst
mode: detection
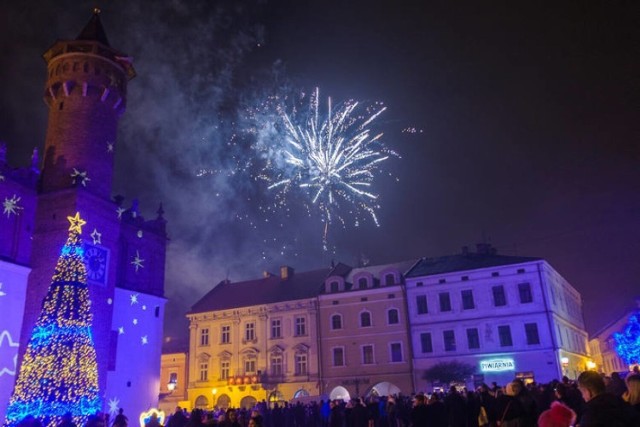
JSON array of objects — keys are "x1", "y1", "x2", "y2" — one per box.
[{"x1": 255, "y1": 88, "x2": 397, "y2": 248}]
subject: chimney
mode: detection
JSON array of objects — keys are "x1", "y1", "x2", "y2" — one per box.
[
  {"x1": 476, "y1": 243, "x2": 496, "y2": 255},
  {"x1": 280, "y1": 266, "x2": 294, "y2": 280}
]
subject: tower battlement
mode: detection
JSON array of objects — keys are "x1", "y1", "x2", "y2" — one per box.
[{"x1": 43, "y1": 41, "x2": 134, "y2": 115}]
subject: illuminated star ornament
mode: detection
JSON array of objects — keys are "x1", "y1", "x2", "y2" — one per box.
[
  {"x1": 106, "y1": 141, "x2": 115, "y2": 153},
  {"x1": 141, "y1": 335, "x2": 148, "y2": 345},
  {"x1": 118, "y1": 327, "x2": 124, "y2": 335},
  {"x1": 131, "y1": 250, "x2": 144, "y2": 272},
  {"x1": 90, "y1": 228, "x2": 102, "y2": 245},
  {"x1": 0, "y1": 282, "x2": 5, "y2": 297},
  {"x1": 70, "y1": 168, "x2": 91, "y2": 187},
  {"x1": 130, "y1": 293, "x2": 139, "y2": 305},
  {"x1": 0, "y1": 173, "x2": 5, "y2": 181},
  {"x1": 108, "y1": 398, "x2": 120, "y2": 415},
  {"x1": 67, "y1": 212, "x2": 87, "y2": 234},
  {"x1": 116, "y1": 207, "x2": 126, "y2": 220},
  {"x1": 3, "y1": 194, "x2": 24, "y2": 218}
]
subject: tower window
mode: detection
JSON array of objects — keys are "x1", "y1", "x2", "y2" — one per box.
[{"x1": 59, "y1": 102, "x2": 64, "y2": 111}]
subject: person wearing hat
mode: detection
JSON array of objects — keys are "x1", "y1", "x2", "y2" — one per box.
[{"x1": 537, "y1": 401, "x2": 575, "y2": 427}]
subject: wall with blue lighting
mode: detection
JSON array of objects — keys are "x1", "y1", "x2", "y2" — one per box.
[
  {"x1": 0, "y1": 261, "x2": 30, "y2": 424},
  {"x1": 104, "y1": 288, "x2": 166, "y2": 419}
]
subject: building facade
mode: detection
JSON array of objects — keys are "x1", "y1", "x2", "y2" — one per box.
[
  {"x1": 158, "y1": 350, "x2": 190, "y2": 414},
  {"x1": 185, "y1": 267, "x2": 326, "y2": 410},
  {"x1": 0, "y1": 11, "x2": 167, "y2": 423},
  {"x1": 318, "y1": 261, "x2": 417, "y2": 401},
  {"x1": 405, "y1": 244, "x2": 591, "y2": 391},
  {"x1": 173, "y1": 246, "x2": 594, "y2": 408}
]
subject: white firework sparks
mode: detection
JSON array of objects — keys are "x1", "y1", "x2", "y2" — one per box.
[{"x1": 258, "y1": 88, "x2": 397, "y2": 247}]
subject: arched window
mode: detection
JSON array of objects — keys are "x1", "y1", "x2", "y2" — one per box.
[
  {"x1": 216, "y1": 394, "x2": 231, "y2": 410},
  {"x1": 358, "y1": 277, "x2": 368, "y2": 289},
  {"x1": 385, "y1": 273, "x2": 395, "y2": 286},
  {"x1": 388, "y1": 309, "x2": 399, "y2": 324},
  {"x1": 195, "y1": 395, "x2": 209, "y2": 409},
  {"x1": 331, "y1": 314, "x2": 343, "y2": 330},
  {"x1": 360, "y1": 311, "x2": 372, "y2": 327},
  {"x1": 330, "y1": 281, "x2": 339, "y2": 292}
]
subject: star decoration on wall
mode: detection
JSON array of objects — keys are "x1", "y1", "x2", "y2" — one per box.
[
  {"x1": 0, "y1": 330, "x2": 19, "y2": 376},
  {"x1": 106, "y1": 141, "x2": 115, "y2": 153},
  {"x1": 118, "y1": 327, "x2": 125, "y2": 335},
  {"x1": 70, "y1": 168, "x2": 91, "y2": 187},
  {"x1": 0, "y1": 283, "x2": 5, "y2": 297},
  {"x1": 0, "y1": 173, "x2": 5, "y2": 181},
  {"x1": 131, "y1": 250, "x2": 145, "y2": 272},
  {"x1": 116, "y1": 207, "x2": 126, "y2": 220},
  {"x1": 108, "y1": 397, "x2": 120, "y2": 415},
  {"x1": 141, "y1": 335, "x2": 148, "y2": 345},
  {"x1": 137, "y1": 230, "x2": 143, "y2": 238},
  {"x1": 67, "y1": 212, "x2": 87, "y2": 234},
  {"x1": 90, "y1": 228, "x2": 102, "y2": 245},
  {"x1": 107, "y1": 298, "x2": 113, "y2": 305},
  {"x1": 130, "y1": 293, "x2": 139, "y2": 305},
  {"x1": 142, "y1": 305, "x2": 147, "y2": 310},
  {"x1": 3, "y1": 194, "x2": 23, "y2": 218},
  {"x1": 132, "y1": 319, "x2": 138, "y2": 325}
]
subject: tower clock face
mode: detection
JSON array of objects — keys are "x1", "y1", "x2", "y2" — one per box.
[{"x1": 84, "y1": 244, "x2": 109, "y2": 285}]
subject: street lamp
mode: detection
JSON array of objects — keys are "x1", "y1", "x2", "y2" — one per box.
[
  {"x1": 211, "y1": 388, "x2": 218, "y2": 409},
  {"x1": 167, "y1": 380, "x2": 177, "y2": 392}
]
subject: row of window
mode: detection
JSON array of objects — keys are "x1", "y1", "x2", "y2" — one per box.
[
  {"x1": 200, "y1": 317, "x2": 309, "y2": 346},
  {"x1": 419, "y1": 323, "x2": 541, "y2": 353},
  {"x1": 415, "y1": 283, "x2": 533, "y2": 315},
  {"x1": 200, "y1": 309, "x2": 403, "y2": 346},
  {"x1": 332, "y1": 343, "x2": 404, "y2": 366},
  {"x1": 330, "y1": 309, "x2": 400, "y2": 330},
  {"x1": 328, "y1": 272, "x2": 399, "y2": 293},
  {"x1": 198, "y1": 352, "x2": 309, "y2": 381}
]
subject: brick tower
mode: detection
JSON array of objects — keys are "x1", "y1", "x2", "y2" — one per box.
[{"x1": 13, "y1": 10, "x2": 168, "y2": 419}]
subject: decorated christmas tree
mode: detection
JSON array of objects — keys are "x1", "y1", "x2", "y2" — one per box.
[
  {"x1": 5, "y1": 212, "x2": 101, "y2": 427},
  {"x1": 614, "y1": 310, "x2": 640, "y2": 366}
]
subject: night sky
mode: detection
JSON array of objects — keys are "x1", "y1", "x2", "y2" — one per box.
[{"x1": 1, "y1": 1, "x2": 638, "y2": 339}]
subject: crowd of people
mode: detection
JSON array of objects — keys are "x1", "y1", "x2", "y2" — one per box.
[
  {"x1": 153, "y1": 369, "x2": 640, "y2": 427},
  {"x1": 14, "y1": 369, "x2": 640, "y2": 427}
]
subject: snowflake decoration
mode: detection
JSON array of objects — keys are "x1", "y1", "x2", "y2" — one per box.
[
  {"x1": 131, "y1": 250, "x2": 144, "y2": 272},
  {"x1": 107, "y1": 141, "x2": 115, "y2": 153},
  {"x1": 70, "y1": 168, "x2": 91, "y2": 187},
  {"x1": 108, "y1": 398, "x2": 120, "y2": 415},
  {"x1": 116, "y1": 207, "x2": 126, "y2": 220},
  {"x1": 130, "y1": 293, "x2": 139, "y2": 305},
  {"x1": 3, "y1": 194, "x2": 23, "y2": 218},
  {"x1": 0, "y1": 330, "x2": 19, "y2": 376},
  {"x1": 90, "y1": 228, "x2": 102, "y2": 245},
  {"x1": 118, "y1": 327, "x2": 125, "y2": 335},
  {"x1": 141, "y1": 335, "x2": 148, "y2": 345}
]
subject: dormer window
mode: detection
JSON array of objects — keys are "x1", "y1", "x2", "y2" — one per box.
[
  {"x1": 358, "y1": 277, "x2": 368, "y2": 289},
  {"x1": 385, "y1": 273, "x2": 395, "y2": 286},
  {"x1": 330, "y1": 281, "x2": 339, "y2": 293}
]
